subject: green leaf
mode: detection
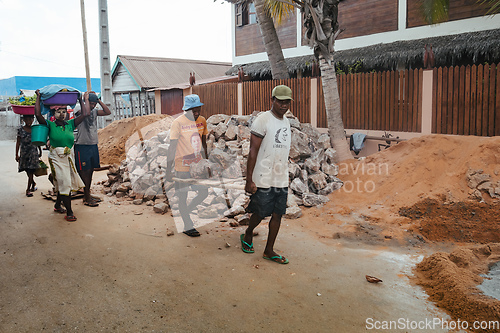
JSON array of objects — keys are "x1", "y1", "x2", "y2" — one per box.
[
  {"x1": 422, "y1": 0, "x2": 449, "y2": 24},
  {"x1": 9, "y1": 95, "x2": 36, "y2": 105},
  {"x1": 477, "y1": 0, "x2": 500, "y2": 15}
]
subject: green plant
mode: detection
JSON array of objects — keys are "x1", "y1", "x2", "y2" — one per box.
[
  {"x1": 9, "y1": 95, "x2": 36, "y2": 106},
  {"x1": 38, "y1": 160, "x2": 48, "y2": 169},
  {"x1": 335, "y1": 60, "x2": 365, "y2": 75}
]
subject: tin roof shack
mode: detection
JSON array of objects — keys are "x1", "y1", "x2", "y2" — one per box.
[{"x1": 111, "y1": 55, "x2": 232, "y2": 119}]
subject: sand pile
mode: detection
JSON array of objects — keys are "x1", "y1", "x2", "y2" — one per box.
[
  {"x1": 414, "y1": 244, "x2": 500, "y2": 333},
  {"x1": 315, "y1": 134, "x2": 499, "y2": 331},
  {"x1": 400, "y1": 197, "x2": 500, "y2": 243},
  {"x1": 302, "y1": 134, "x2": 500, "y2": 244},
  {"x1": 98, "y1": 114, "x2": 170, "y2": 165},
  {"x1": 333, "y1": 134, "x2": 500, "y2": 208}
]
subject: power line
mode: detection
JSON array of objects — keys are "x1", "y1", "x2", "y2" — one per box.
[{"x1": 0, "y1": 49, "x2": 83, "y2": 69}]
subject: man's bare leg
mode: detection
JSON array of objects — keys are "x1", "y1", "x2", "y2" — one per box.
[
  {"x1": 263, "y1": 213, "x2": 285, "y2": 260},
  {"x1": 243, "y1": 213, "x2": 263, "y2": 250}
]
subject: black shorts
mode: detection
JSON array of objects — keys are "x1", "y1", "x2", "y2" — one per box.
[
  {"x1": 74, "y1": 144, "x2": 100, "y2": 171},
  {"x1": 247, "y1": 187, "x2": 288, "y2": 218}
]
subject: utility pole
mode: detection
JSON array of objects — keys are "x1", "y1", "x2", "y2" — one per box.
[
  {"x1": 80, "y1": 0, "x2": 92, "y2": 90},
  {"x1": 99, "y1": 0, "x2": 113, "y2": 127}
]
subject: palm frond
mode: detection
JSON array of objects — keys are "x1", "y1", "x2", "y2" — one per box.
[
  {"x1": 421, "y1": 0, "x2": 449, "y2": 24},
  {"x1": 477, "y1": 0, "x2": 500, "y2": 15},
  {"x1": 264, "y1": 0, "x2": 297, "y2": 25}
]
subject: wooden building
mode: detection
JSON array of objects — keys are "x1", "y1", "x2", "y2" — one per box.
[
  {"x1": 227, "y1": 0, "x2": 500, "y2": 78},
  {"x1": 111, "y1": 55, "x2": 232, "y2": 118}
]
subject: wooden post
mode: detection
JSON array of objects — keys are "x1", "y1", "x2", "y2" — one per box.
[
  {"x1": 237, "y1": 82, "x2": 243, "y2": 116},
  {"x1": 80, "y1": 0, "x2": 92, "y2": 91},
  {"x1": 310, "y1": 78, "x2": 318, "y2": 128},
  {"x1": 421, "y1": 70, "x2": 433, "y2": 134}
]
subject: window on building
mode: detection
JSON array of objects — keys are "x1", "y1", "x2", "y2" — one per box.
[
  {"x1": 236, "y1": 2, "x2": 257, "y2": 27},
  {"x1": 236, "y1": 3, "x2": 246, "y2": 26},
  {"x1": 248, "y1": 3, "x2": 257, "y2": 24}
]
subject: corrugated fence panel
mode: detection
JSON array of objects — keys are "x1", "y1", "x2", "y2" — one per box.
[
  {"x1": 193, "y1": 83, "x2": 238, "y2": 119},
  {"x1": 433, "y1": 63, "x2": 499, "y2": 136}
]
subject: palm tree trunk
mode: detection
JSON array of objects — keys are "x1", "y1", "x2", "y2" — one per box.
[
  {"x1": 254, "y1": 0, "x2": 290, "y2": 79},
  {"x1": 319, "y1": 56, "x2": 352, "y2": 162}
]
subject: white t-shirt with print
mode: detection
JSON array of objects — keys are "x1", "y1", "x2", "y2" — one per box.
[{"x1": 250, "y1": 110, "x2": 291, "y2": 188}]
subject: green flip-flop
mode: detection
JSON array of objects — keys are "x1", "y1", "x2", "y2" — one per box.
[
  {"x1": 263, "y1": 254, "x2": 289, "y2": 264},
  {"x1": 240, "y1": 234, "x2": 254, "y2": 253}
]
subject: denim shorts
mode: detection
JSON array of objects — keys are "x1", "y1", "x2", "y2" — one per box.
[
  {"x1": 247, "y1": 187, "x2": 288, "y2": 218},
  {"x1": 74, "y1": 144, "x2": 100, "y2": 171}
]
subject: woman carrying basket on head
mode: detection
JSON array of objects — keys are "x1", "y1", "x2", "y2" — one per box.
[
  {"x1": 15, "y1": 114, "x2": 42, "y2": 197},
  {"x1": 35, "y1": 90, "x2": 91, "y2": 222}
]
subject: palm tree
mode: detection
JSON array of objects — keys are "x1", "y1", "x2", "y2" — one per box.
[
  {"x1": 228, "y1": 0, "x2": 352, "y2": 161},
  {"x1": 253, "y1": 0, "x2": 290, "y2": 79},
  {"x1": 269, "y1": 0, "x2": 353, "y2": 162}
]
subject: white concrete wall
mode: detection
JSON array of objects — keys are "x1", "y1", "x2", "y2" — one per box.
[{"x1": 0, "y1": 111, "x2": 20, "y2": 140}]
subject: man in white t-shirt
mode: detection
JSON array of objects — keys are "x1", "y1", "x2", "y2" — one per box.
[{"x1": 241, "y1": 85, "x2": 293, "y2": 264}]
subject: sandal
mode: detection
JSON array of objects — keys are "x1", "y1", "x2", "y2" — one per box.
[
  {"x1": 240, "y1": 234, "x2": 254, "y2": 253},
  {"x1": 83, "y1": 200, "x2": 99, "y2": 207},
  {"x1": 54, "y1": 206, "x2": 66, "y2": 214},
  {"x1": 183, "y1": 228, "x2": 201, "y2": 237},
  {"x1": 263, "y1": 254, "x2": 289, "y2": 264},
  {"x1": 64, "y1": 215, "x2": 77, "y2": 222},
  {"x1": 26, "y1": 191, "x2": 33, "y2": 197}
]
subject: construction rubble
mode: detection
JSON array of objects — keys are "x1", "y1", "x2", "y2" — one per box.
[{"x1": 100, "y1": 112, "x2": 344, "y2": 224}]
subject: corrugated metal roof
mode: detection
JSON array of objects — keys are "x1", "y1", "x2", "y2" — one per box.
[
  {"x1": 113, "y1": 55, "x2": 233, "y2": 89},
  {"x1": 150, "y1": 75, "x2": 238, "y2": 91}
]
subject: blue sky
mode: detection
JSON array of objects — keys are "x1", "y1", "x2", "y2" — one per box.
[{"x1": 0, "y1": 0, "x2": 232, "y2": 79}]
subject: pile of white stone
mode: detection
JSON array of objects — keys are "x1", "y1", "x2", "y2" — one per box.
[
  {"x1": 466, "y1": 168, "x2": 500, "y2": 201},
  {"x1": 101, "y1": 112, "x2": 344, "y2": 222}
]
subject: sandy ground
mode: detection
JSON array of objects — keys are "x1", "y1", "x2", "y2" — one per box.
[{"x1": 0, "y1": 139, "x2": 454, "y2": 333}]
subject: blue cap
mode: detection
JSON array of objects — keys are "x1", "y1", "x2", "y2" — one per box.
[
  {"x1": 89, "y1": 93, "x2": 99, "y2": 103},
  {"x1": 182, "y1": 94, "x2": 204, "y2": 111}
]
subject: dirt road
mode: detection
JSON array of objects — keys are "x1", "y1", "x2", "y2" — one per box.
[{"x1": 0, "y1": 140, "x2": 450, "y2": 332}]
